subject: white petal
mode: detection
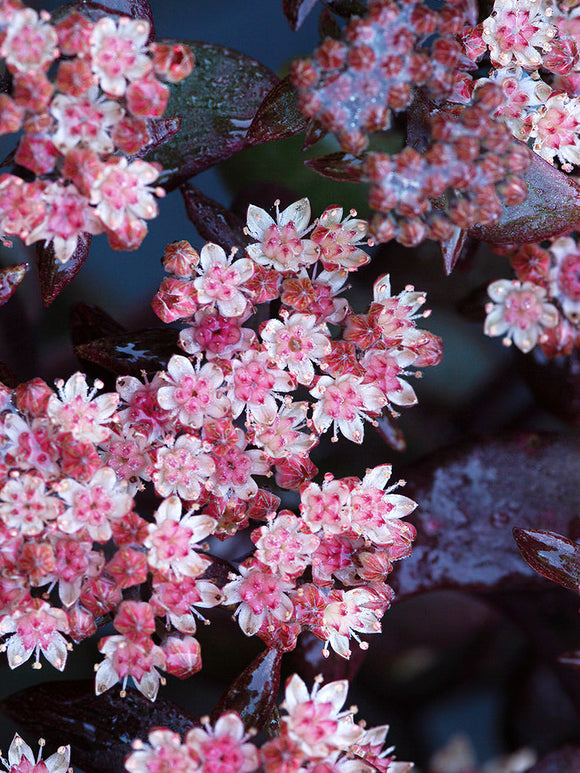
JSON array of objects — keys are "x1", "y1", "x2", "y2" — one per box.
[
  {"x1": 136, "y1": 669, "x2": 161, "y2": 701},
  {"x1": 246, "y1": 205, "x2": 275, "y2": 239},
  {"x1": 279, "y1": 198, "x2": 311, "y2": 233},
  {"x1": 284, "y1": 673, "x2": 309, "y2": 709},
  {"x1": 95, "y1": 658, "x2": 119, "y2": 694},
  {"x1": 317, "y1": 679, "x2": 349, "y2": 712}
]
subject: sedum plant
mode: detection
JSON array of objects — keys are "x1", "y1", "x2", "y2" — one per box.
[{"x1": 0, "y1": 1, "x2": 580, "y2": 772}]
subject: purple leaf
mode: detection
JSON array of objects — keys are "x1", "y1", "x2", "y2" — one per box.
[
  {"x1": 390, "y1": 433, "x2": 580, "y2": 600},
  {"x1": 305, "y1": 152, "x2": 368, "y2": 182},
  {"x1": 70, "y1": 302, "x2": 127, "y2": 347},
  {"x1": 246, "y1": 76, "x2": 308, "y2": 146},
  {"x1": 527, "y1": 747, "x2": 580, "y2": 773},
  {"x1": 74, "y1": 329, "x2": 179, "y2": 375},
  {"x1": 513, "y1": 528, "x2": 580, "y2": 593},
  {"x1": 37, "y1": 233, "x2": 92, "y2": 307},
  {"x1": 318, "y1": 6, "x2": 342, "y2": 40},
  {"x1": 282, "y1": 0, "x2": 319, "y2": 30},
  {"x1": 439, "y1": 226, "x2": 472, "y2": 275},
  {"x1": 1, "y1": 680, "x2": 198, "y2": 773},
  {"x1": 302, "y1": 120, "x2": 328, "y2": 150},
  {"x1": 211, "y1": 648, "x2": 282, "y2": 735},
  {"x1": 181, "y1": 185, "x2": 247, "y2": 251},
  {"x1": 469, "y1": 151, "x2": 580, "y2": 244},
  {"x1": 134, "y1": 117, "x2": 182, "y2": 159},
  {"x1": 151, "y1": 42, "x2": 279, "y2": 191},
  {"x1": 0, "y1": 263, "x2": 28, "y2": 307}
]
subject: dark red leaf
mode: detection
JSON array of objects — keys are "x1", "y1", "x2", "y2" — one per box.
[
  {"x1": 246, "y1": 76, "x2": 308, "y2": 146},
  {"x1": 135, "y1": 117, "x2": 181, "y2": 159},
  {"x1": 518, "y1": 348, "x2": 580, "y2": 427},
  {"x1": 211, "y1": 648, "x2": 282, "y2": 735},
  {"x1": 325, "y1": 0, "x2": 368, "y2": 18},
  {"x1": 37, "y1": 233, "x2": 92, "y2": 307},
  {"x1": 318, "y1": 6, "x2": 342, "y2": 40},
  {"x1": 74, "y1": 328, "x2": 179, "y2": 375},
  {"x1": 70, "y1": 302, "x2": 127, "y2": 347},
  {"x1": 527, "y1": 747, "x2": 580, "y2": 773},
  {"x1": 202, "y1": 553, "x2": 237, "y2": 589},
  {"x1": 439, "y1": 226, "x2": 471, "y2": 275},
  {"x1": 151, "y1": 42, "x2": 279, "y2": 191},
  {"x1": 514, "y1": 528, "x2": 580, "y2": 593},
  {"x1": 305, "y1": 152, "x2": 368, "y2": 182},
  {"x1": 375, "y1": 414, "x2": 406, "y2": 452},
  {"x1": 0, "y1": 680, "x2": 198, "y2": 773},
  {"x1": 0, "y1": 263, "x2": 28, "y2": 307},
  {"x1": 181, "y1": 185, "x2": 247, "y2": 251},
  {"x1": 282, "y1": 0, "x2": 319, "y2": 30},
  {"x1": 302, "y1": 120, "x2": 328, "y2": 150},
  {"x1": 469, "y1": 151, "x2": 580, "y2": 244},
  {"x1": 390, "y1": 433, "x2": 580, "y2": 600}
]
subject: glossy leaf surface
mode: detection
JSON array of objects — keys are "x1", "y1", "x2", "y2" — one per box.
[
  {"x1": 181, "y1": 185, "x2": 247, "y2": 252},
  {"x1": 514, "y1": 528, "x2": 580, "y2": 593},
  {"x1": 0, "y1": 263, "x2": 28, "y2": 307},
  {"x1": 1, "y1": 680, "x2": 198, "y2": 773},
  {"x1": 305, "y1": 152, "x2": 368, "y2": 182},
  {"x1": 151, "y1": 41, "x2": 278, "y2": 191},
  {"x1": 469, "y1": 152, "x2": 580, "y2": 244},
  {"x1": 75, "y1": 329, "x2": 179, "y2": 375},
  {"x1": 211, "y1": 648, "x2": 282, "y2": 735},
  {"x1": 37, "y1": 233, "x2": 92, "y2": 307},
  {"x1": 390, "y1": 433, "x2": 580, "y2": 600},
  {"x1": 246, "y1": 76, "x2": 308, "y2": 146}
]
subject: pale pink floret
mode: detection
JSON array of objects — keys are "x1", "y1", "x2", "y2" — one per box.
[
  {"x1": 47, "y1": 373, "x2": 119, "y2": 443},
  {"x1": 311, "y1": 206, "x2": 370, "y2": 272},
  {"x1": 50, "y1": 89, "x2": 124, "y2": 154},
  {"x1": 153, "y1": 434, "x2": 216, "y2": 502},
  {"x1": 4, "y1": 734, "x2": 71, "y2": 773},
  {"x1": 185, "y1": 713, "x2": 260, "y2": 773},
  {"x1": 483, "y1": 66, "x2": 551, "y2": 140},
  {"x1": 246, "y1": 198, "x2": 320, "y2": 272},
  {"x1": 360, "y1": 348, "x2": 418, "y2": 410},
  {"x1": 300, "y1": 477, "x2": 351, "y2": 535},
  {"x1": 90, "y1": 16, "x2": 152, "y2": 97},
  {"x1": 482, "y1": 0, "x2": 556, "y2": 68},
  {"x1": 253, "y1": 512, "x2": 320, "y2": 578},
  {"x1": 0, "y1": 473, "x2": 60, "y2": 536},
  {"x1": 310, "y1": 374, "x2": 386, "y2": 444},
  {"x1": 56, "y1": 466, "x2": 133, "y2": 543},
  {"x1": 211, "y1": 436, "x2": 270, "y2": 502},
  {"x1": 322, "y1": 587, "x2": 384, "y2": 658},
  {"x1": 91, "y1": 157, "x2": 160, "y2": 232},
  {"x1": 261, "y1": 313, "x2": 331, "y2": 386},
  {"x1": 96, "y1": 634, "x2": 165, "y2": 700},
  {"x1": 145, "y1": 495, "x2": 216, "y2": 579},
  {"x1": 548, "y1": 236, "x2": 580, "y2": 324},
  {"x1": 194, "y1": 243, "x2": 254, "y2": 317},
  {"x1": 348, "y1": 465, "x2": 417, "y2": 545},
  {"x1": 229, "y1": 349, "x2": 296, "y2": 424},
  {"x1": 250, "y1": 402, "x2": 315, "y2": 460},
  {"x1": 484, "y1": 278, "x2": 559, "y2": 352},
  {"x1": 126, "y1": 730, "x2": 192, "y2": 773},
  {"x1": 223, "y1": 565, "x2": 294, "y2": 636},
  {"x1": 0, "y1": 8, "x2": 58, "y2": 72},
  {"x1": 529, "y1": 93, "x2": 580, "y2": 168},
  {"x1": 282, "y1": 674, "x2": 362, "y2": 758},
  {"x1": 157, "y1": 355, "x2": 229, "y2": 429},
  {"x1": 0, "y1": 598, "x2": 70, "y2": 670}
]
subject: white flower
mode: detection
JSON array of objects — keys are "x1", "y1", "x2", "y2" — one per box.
[
  {"x1": 193, "y1": 243, "x2": 254, "y2": 317},
  {"x1": 47, "y1": 373, "x2": 118, "y2": 443},
  {"x1": 90, "y1": 16, "x2": 152, "y2": 97},
  {"x1": 484, "y1": 278, "x2": 558, "y2": 352}
]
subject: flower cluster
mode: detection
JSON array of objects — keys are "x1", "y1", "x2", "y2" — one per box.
[
  {"x1": 125, "y1": 674, "x2": 413, "y2": 773},
  {"x1": 484, "y1": 235, "x2": 580, "y2": 355},
  {"x1": 0, "y1": 2, "x2": 194, "y2": 261},
  {"x1": 0, "y1": 197, "x2": 439, "y2": 698},
  {"x1": 365, "y1": 84, "x2": 531, "y2": 247},
  {"x1": 291, "y1": 0, "x2": 473, "y2": 154}
]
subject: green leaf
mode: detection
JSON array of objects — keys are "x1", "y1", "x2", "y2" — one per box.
[{"x1": 150, "y1": 41, "x2": 279, "y2": 191}]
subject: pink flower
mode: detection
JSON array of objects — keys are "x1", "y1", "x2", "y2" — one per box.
[
  {"x1": 223, "y1": 565, "x2": 294, "y2": 636},
  {"x1": 126, "y1": 730, "x2": 192, "y2": 773},
  {"x1": 3, "y1": 735, "x2": 70, "y2": 773},
  {"x1": 281, "y1": 674, "x2": 362, "y2": 757},
  {"x1": 252, "y1": 512, "x2": 320, "y2": 578},
  {"x1": 0, "y1": 598, "x2": 70, "y2": 670},
  {"x1": 47, "y1": 373, "x2": 118, "y2": 443},
  {"x1": 246, "y1": 199, "x2": 320, "y2": 272},
  {"x1": 249, "y1": 402, "x2": 315, "y2": 460},
  {"x1": 90, "y1": 16, "x2": 152, "y2": 97},
  {"x1": 229, "y1": 349, "x2": 296, "y2": 424},
  {"x1": 261, "y1": 313, "x2": 331, "y2": 386},
  {"x1": 157, "y1": 355, "x2": 229, "y2": 429},
  {"x1": 311, "y1": 206, "x2": 370, "y2": 272},
  {"x1": 153, "y1": 434, "x2": 216, "y2": 503},
  {"x1": 50, "y1": 89, "x2": 124, "y2": 154},
  {"x1": 145, "y1": 496, "x2": 216, "y2": 579},
  {"x1": 193, "y1": 243, "x2": 254, "y2": 317},
  {"x1": 0, "y1": 473, "x2": 60, "y2": 536},
  {"x1": 185, "y1": 713, "x2": 260, "y2": 773},
  {"x1": 0, "y1": 8, "x2": 58, "y2": 73},
  {"x1": 484, "y1": 278, "x2": 559, "y2": 352},
  {"x1": 482, "y1": 0, "x2": 556, "y2": 68},
  {"x1": 96, "y1": 633, "x2": 166, "y2": 700},
  {"x1": 322, "y1": 587, "x2": 385, "y2": 658},
  {"x1": 310, "y1": 374, "x2": 386, "y2": 443}
]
